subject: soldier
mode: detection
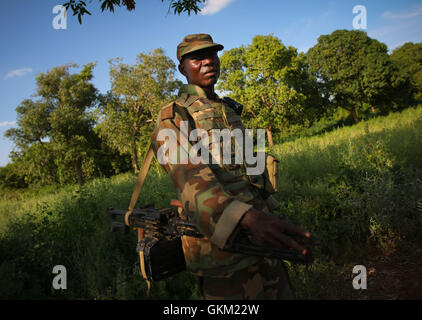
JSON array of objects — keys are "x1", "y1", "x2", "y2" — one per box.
[{"x1": 150, "y1": 34, "x2": 311, "y2": 299}]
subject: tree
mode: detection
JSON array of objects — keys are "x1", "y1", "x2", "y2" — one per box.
[
  {"x1": 97, "y1": 49, "x2": 181, "y2": 172},
  {"x1": 218, "y1": 35, "x2": 325, "y2": 148},
  {"x1": 63, "y1": 0, "x2": 205, "y2": 23},
  {"x1": 4, "y1": 97, "x2": 59, "y2": 185},
  {"x1": 0, "y1": 161, "x2": 28, "y2": 190},
  {"x1": 307, "y1": 30, "x2": 395, "y2": 123},
  {"x1": 5, "y1": 64, "x2": 99, "y2": 186},
  {"x1": 390, "y1": 42, "x2": 422, "y2": 106}
]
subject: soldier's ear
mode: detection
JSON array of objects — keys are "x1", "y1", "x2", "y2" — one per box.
[{"x1": 178, "y1": 63, "x2": 186, "y2": 77}]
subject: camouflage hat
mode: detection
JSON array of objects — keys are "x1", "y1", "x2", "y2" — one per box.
[{"x1": 177, "y1": 34, "x2": 224, "y2": 62}]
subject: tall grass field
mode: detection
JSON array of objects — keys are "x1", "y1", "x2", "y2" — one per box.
[{"x1": 1, "y1": 106, "x2": 421, "y2": 299}]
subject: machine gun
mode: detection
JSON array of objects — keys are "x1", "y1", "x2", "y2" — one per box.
[
  {"x1": 107, "y1": 205, "x2": 203, "y2": 239},
  {"x1": 107, "y1": 201, "x2": 320, "y2": 282}
]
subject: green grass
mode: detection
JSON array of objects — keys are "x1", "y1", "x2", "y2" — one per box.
[
  {"x1": 0, "y1": 106, "x2": 421, "y2": 299},
  {"x1": 272, "y1": 106, "x2": 422, "y2": 298},
  {"x1": 0, "y1": 170, "x2": 202, "y2": 299}
]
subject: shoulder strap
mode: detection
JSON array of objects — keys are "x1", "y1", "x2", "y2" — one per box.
[
  {"x1": 124, "y1": 93, "x2": 201, "y2": 227},
  {"x1": 222, "y1": 97, "x2": 243, "y2": 116},
  {"x1": 176, "y1": 94, "x2": 200, "y2": 109},
  {"x1": 124, "y1": 143, "x2": 156, "y2": 295},
  {"x1": 124, "y1": 144, "x2": 155, "y2": 227},
  {"x1": 125, "y1": 100, "x2": 180, "y2": 222}
]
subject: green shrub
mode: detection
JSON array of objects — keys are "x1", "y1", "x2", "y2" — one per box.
[
  {"x1": 1, "y1": 106, "x2": 421, "y2": 299},
  {"x1": 274, "y1": 107, "x2": 422, "y2": 256}
]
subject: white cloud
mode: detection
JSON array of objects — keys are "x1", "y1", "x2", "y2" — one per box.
[
  {"x1": 369, "y1": 17, "x2": 419, "y2": 38},
  {"x1": 201, "y1": 0, "x2": 236, "y2": 15},
  {"x1": 382, "y1": 5, "x2": 422, "y2": 20},
  {"x1": 0, "y1": 121, "x2": 16, "y2": 127},
  {"x1": 4, "y1": 68, "x2": 32, "y2": 80},
  {"x1": 369, "y1": 23, "x2": 405, "y2": 38}
]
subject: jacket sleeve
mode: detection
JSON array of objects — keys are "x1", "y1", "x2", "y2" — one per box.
[{"x1": 150, "y1": 104, "x2": 252, "y2": 249}]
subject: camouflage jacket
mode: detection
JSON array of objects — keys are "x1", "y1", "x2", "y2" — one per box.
[{"x1": 151, "y1": 84, "x2": 278, "y2": 277}]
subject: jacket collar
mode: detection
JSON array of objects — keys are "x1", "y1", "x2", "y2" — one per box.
[{"x1": 178, "y1": 84, "x2": 219, "y2": 100}]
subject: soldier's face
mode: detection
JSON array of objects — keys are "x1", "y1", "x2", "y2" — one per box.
[{"x1": 179, "y1": 48, "x2": 220, "y2": 88}]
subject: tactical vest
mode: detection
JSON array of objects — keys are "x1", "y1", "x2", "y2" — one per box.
[
  {"x1": 178, "y1": 93, "x2": 265, "y2": 205},
  {"x1": 173, "y1": 92, "x2": 280, "y2": 211},
  {"x1": 158, "y1": 91, "x2": 280, "y2": 276}
]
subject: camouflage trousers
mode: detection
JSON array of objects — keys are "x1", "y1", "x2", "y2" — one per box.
[{"x1": 198, "y1": 258, "x2": 295, "y2": 300}]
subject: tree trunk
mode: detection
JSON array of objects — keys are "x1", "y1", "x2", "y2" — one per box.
[
  {"x1": 266, "y1": 126, "x2": 274, "y2": 148},
  {"x1": 350, "y1": 107, "x2": 360, "y2": 124},
  {"x1": 132, "y1": 146, "x2": 139, "y2": 173},
  {"x1": 75, "y1": 157, "x2": 84, "y2": 186}
]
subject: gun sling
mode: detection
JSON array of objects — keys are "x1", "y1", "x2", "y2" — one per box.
[
  {"x1": 125, "y1": 144, "x2": 154, "y2": 286},
  {"x1": 125, "y1": 142, "x2": 188, "y2": 285}
]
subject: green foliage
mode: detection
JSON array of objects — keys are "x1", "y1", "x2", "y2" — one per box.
[
  {"x1": 307, "y1": 30, "x2": 396, "y2": 123},
  {"x1": 0, "y1": 169, "x2": 200, "y2": 299},
  {"x1": 164, "y1": 0, "x2": 206, "y2": 15},
  {"x1": 1, "y1": 106, "x2": 421, "y2": 299},
  {"x1": 62, "y1": 0, "x2": 206, "y2": 24},
  {"x1": 272, "y1": 106, "x2": 422, "y2": 298},
  {"x1": 390, "y1": 42, "x2": 422, "y2": 105},
  {"x1": 4, "y1": 63, "x2": 132, "y2": 187},
  {"x1": 274, "y1": 106, "x2": 422, "y2": 257},
  {"x1": 97, "y1": 49, "x2": 182, "y2": 172},
  {"x1": 218, "y1": 34, "x2": 327, "y2": 147},
  {"x1": 2, "y1": 30, "x2": 421, "y2": 299},
  {"x1": 0, "y1": 163, "x2": 28, "y2": 190},
  {"x1": 4, "y1": 64, "x2": 99, "y2": 186}
]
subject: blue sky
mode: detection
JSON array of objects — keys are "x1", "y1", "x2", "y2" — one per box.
[{"x1": 1, "y1": 0, "x2": 422, "y2": 167}]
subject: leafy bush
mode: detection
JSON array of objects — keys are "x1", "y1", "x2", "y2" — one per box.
[
  {"x1": 0, "y1": 169, "x2": 200, "y2": 299},
  {"x1": 1, "y1": 106, "x2": 421, "y2": 299}
]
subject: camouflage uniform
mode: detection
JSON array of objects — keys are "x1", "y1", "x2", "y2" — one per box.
[{"x1": 150, "y1": 34, "x2": 294, "y2": 300}]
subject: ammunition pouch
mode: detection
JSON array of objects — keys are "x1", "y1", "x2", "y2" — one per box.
[
  {"x1": 264, "y1": 153, "x2": 279, "y2": 194},
  {"x1": 136, "y1": 236, "x2": 186, "y2": 282},
  {"x1": 248, "y1": 153, "x2": 279, "y2": 195}
]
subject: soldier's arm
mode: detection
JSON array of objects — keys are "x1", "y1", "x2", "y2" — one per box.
[{"x1": 150, "y1": 104, "x2": 252, "y2": 249}]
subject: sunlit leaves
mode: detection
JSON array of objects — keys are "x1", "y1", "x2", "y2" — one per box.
[
  {"x1": 218, "y1": 35, "x2": 321, "y2": 147},
  {"x1": 307, "y1": 30, "x2": 395, "y2": 121},
  {"x1": 97, "y1": 49, "x2": 182, "y2": 171}
]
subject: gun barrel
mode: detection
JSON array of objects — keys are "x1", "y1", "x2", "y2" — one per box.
[
  {"x1": 110, "y1": 221, "x2": 129, "y2": 234},
  {"x1": 107, "y1": 208, "x2": 126, "y2": 219}
]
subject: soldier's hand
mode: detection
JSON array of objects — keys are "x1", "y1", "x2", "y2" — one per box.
[{"x1": 239, "y1": 208, "x2": 311, "y2": 255}]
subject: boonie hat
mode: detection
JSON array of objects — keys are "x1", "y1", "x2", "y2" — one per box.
[{"x1": 177, "y1": 34, "x2": 224, "y2": 62}]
